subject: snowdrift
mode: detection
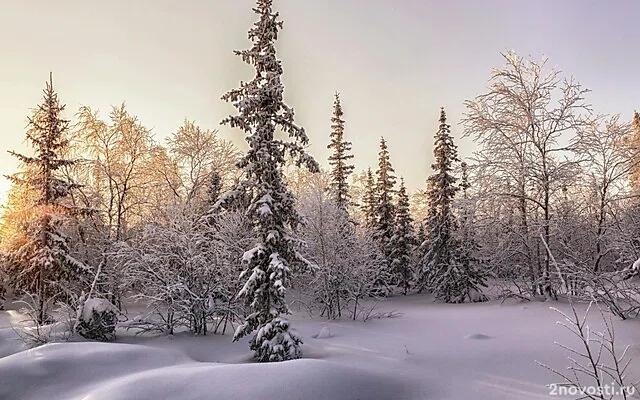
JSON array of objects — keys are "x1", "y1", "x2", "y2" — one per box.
[
  {"x1": 0, "y1": 342, "x2": 409, "y2": 400},
  {"x1": 3, "y1": 296, "x2": 640, "y2": 399}
]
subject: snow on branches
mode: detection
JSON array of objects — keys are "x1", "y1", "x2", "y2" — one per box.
[{"x1": 217, "y1": 0, "x2": 319, "y2": 362}]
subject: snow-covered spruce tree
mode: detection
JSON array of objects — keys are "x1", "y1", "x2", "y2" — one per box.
[
  {"x1": 361, "y1": 168, "x2": 377, "y2": 228},
  {"x1": 417, "y1": 108, "x2": 459, "y2": 295},
  {"x1": 387, "y1": 178, "x2": 416, "y2": 295},
  {"x1": 374, "y1": 137, "x2": 397, "y2": 248},
  {"x1": 217, "y1": 0, "x2": 319, "y2": 362},
  {"x1": 4, "y1": 74, "x2": 90, "y2": 324},
  {"x1": 371, "y1": 137, "x2": 396, "y2": 294},
  {"x1": 327, "y1": 92, "x2": 355, "y2": 210},
  {"x1": 419, "y1": 108, "x2": 484, "y2": 302}
]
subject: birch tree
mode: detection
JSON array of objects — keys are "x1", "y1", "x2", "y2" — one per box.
[{"x1": 463, "y1": 51, "x2": 590, "y2": 299}]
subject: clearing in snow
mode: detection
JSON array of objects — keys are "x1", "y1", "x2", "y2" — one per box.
[{"x1": 2, "y1": 294, "x2": 639, "y2": 399}]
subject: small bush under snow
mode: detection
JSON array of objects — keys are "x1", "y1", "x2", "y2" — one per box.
[{"x1": 75, "y1": 297, "x2": 118, "y2": 341}]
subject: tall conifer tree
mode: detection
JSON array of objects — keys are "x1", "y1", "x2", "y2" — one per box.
[
  {"x1": 388, "y1": 178, "x2": 415, "y2": 295},
  {"x1": 374, "y1": 137, "x2": 396, "y2": 251},
  {"x1": 417, "y1": 108, "x2": 459, "y2": 296},
  {"x1": 4, "y1": 74, "x2": 90, "y2": 323},
  {"x1": 371, "y1": 137, "x2": 396, "y2": 293},
  {"x1": 418, "y1": 108, "x2": 486, "y2": 302},
  {"x1": 327, "y1": 93, "x2": 354, "y2": 210},
  {"x1": 218, "y1": 0, "x2": 319, "y2": 362}
]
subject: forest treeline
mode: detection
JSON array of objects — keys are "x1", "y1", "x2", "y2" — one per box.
[{"x1": 1, "y1": 0, "x2": 640, "y2": 361}]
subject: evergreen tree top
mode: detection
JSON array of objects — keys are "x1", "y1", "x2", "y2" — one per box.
[
  {"x1": 376, "y1": 137, "x2": 396, "y2": 190},
  {"x1": 425, "y1": 106, "x2": 459, "y2": 222},
  {"x1": 7, "y1": 73, "x2": 79, "y2": 207},
  {"x1": 327, "y1": 92, "x2": 354, "y2": 209},
  {"x1": 430, "y1": 107, "x2": 459, "y2": 174},
  {"x1": 395, "y1": 177, "x2": 412, "y2": 223},
  {"x1": 397, "y1": 178, "x2": 409, "y2": 205},
  {"x1": 439, "y1": 106, "x2": 448, "y2": 128},
  {"x1": 13, "y1": 73, "x2": 71, "y2": 165},
  {"x1": 219, "y1": 0, "x2": 318, "y2": 186},
  {"x1": 329, "y1": 92, "x2": 345, "y2": 129}
]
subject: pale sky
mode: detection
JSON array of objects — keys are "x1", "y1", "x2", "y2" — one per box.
[{"x1": 1, "y1": 0, "x2": 639, "y2": 205}]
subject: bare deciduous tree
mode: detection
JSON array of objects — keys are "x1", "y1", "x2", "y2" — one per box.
[
  {"x1": 167, "y1": 120, "x2": 240, "y2": 207},
  {"x1": 464, "y1": 51, "x2": 591, "y2": 299}
]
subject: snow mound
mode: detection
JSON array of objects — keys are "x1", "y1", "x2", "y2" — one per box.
[
  {"x1": 85, "y1": 359, "x2": 409, "y2": 400},
  {"x1": 81, "y1": 297, "x2": 117, "y2": 322},
  {"x1": 312, "y1": 326, "x2": 332, "y2": 339},
  {"x1": 0, "y1": 342, "x2": 193, "y2": 400},
  {"x1": 0, "y1": 342, "x2": 410, "y2": 400},
  {"x1": 464, "y1": 333, "x2": 492, "y2": 340}
]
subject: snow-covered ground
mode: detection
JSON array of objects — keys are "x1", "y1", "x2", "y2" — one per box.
[{"x1": 1, "y1": 295, "x2": 639, "y2": 400}]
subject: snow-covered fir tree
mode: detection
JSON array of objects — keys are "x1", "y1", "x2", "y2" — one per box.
[
  {"x1": 327, "y1": 92, "x2": 355, "y2": 210},
  {"x1": 217, "y1": 0, "x2": 319, "y2": 362},
  {"x1": 361, "y1": 168, "x2": 377, "y2": 228},
  {"x1": 371, "y1": 137, "x2": 396, "y2": 294},
  {"x1": 417, "y1": 108, "x2": 460, "y2": 300},
  {"x1": 387, "y1": 178, "x2": 415, "y2": 295},
  {"x1": 4, "y1": 74, "x2": 90, "y2": 323},
  {"x1": 374, "y1": 137, "x2": 397, "y2": 250}
]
